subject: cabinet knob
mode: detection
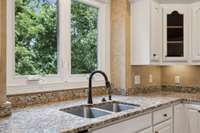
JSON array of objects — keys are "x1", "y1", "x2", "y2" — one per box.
[
  {"x1": 153, "y1": 53, "x2": 157, "y2": 57},
  {"x1": 155, "y1": 131, "x2": 159, "y2": 133},
  {"x1": 163, "y1": 114, "x2": 168, "y2": 117},
  {"x1": 198, "y1": 110, "x2": 200, "y2": 113}
]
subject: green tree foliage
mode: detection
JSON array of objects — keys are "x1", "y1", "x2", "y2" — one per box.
[
  {"x1": 15, "y1": 0, "x2": 57, "y2": 75},
  {"x1": 71, "y1": 0, "x2": 98, "y2": 74},
  {"x1": 15, "y1": 0, "x2": 98, "y2": 75}
]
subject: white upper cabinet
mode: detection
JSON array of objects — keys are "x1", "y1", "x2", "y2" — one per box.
[
  {"x1": 191, "y1": 2, "x2": 200, "y2": 63},
  {"x1": 162, "y1": 5, "x2": 190, "y2": 62},
  {"x1": 130, "y1": 0, "x2": 200, "y2": 65},
  {"x1": 130, "y1": 0, "x2": 162, "y2": 65}
]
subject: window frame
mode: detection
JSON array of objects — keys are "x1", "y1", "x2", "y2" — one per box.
[{"x1": 7, "y1": 0, "x2": 110, "y2": 93}]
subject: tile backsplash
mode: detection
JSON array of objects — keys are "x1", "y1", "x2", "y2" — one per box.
[
  {"x1": 162, "y1": 66, "x2": 200, "y2": 86},
  {"x1": 132, "y1": 66, "x2": 162, "y2": 88},
  {"x1": 130, "y1": 66, "x2": 200, "y2": 94},
  {"x1": 132, "y1": 66, "x2": 200, "y2": 87},
  {"x1": 8, "y1": 87, "x2": 108, "y2": 108}
]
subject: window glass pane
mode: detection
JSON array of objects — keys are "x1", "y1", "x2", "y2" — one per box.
[
  {"x1": 15, "y1": 0, "x2": 58, "y2": 75},
  {"x1": 71, "y1": 0, "x2": 98, "y2": 74}
]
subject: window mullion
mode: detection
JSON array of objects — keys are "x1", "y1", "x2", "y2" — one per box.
[{"x1": 59, "y1": 0, "x2": 71, "y2": 82}]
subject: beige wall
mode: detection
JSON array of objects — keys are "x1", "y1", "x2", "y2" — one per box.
[
  {"x1": 125, "y1": 1, "x2": 132, "y2": 90},
  {"x1": 111, "y1": 0, "x2": 130, "y2": 90},
  {"x1": 0, "y1": 0, "x2": 7, "y2": 105}
]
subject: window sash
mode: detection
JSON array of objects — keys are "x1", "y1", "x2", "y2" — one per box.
[
  {"x1": 14, "y1": 0, "x2": 59, "y2": 76},
  {"x1": 7, "y1": 0, "x2": 63, "y2": 86},
  {"x1": 67, "y1": 0, "x2": 107, "y2": 82}
]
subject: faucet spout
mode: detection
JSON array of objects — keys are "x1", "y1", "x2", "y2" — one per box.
[{"x1": 88, "y1": 70, "x2": 112, "y2": 104}]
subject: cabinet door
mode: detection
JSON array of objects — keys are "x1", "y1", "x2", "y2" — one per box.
[
  {"x1": 163, "y1": 6, "x2": 189, "y2": 62},
  {"x1": 187, "y1": 109, "x2": 200, "y2": 133},
  {"x1": 153, "y1": 120, "x2": 172, "y2": 133},
  {"x1": 191, "y1": 3, "x2": 200, "y2": 62},
  {"x1": 131, "y1": 0, "x2": 152, "y2": 65},
  {"x1": 92, "y1": 114, "x2": 152, "y2": 133},
  {"x1": 150, "y1": 0, "x2": 162, "y2": 63},
  {"x1": 174, "y1": 104, "x2": 189, "y2": 133},
  {"x1": 138, "y1": 128, "x2": 152, "y2": 133}
]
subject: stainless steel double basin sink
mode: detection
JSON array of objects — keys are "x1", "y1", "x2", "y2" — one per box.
[{"x1": 60, "y1": 101, "x2": 140, "y2": 118}]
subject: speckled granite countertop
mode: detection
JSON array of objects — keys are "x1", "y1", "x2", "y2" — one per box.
[{"x1": 1, "y1": 92, "x2": 200, "y2": 133}]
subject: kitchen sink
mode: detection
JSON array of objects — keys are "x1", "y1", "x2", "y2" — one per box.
[
  {"x1": 94, "y1": 101, "x2": 140, "y2": 112},
  {"x1": 60, "y1": 105, "x2": 111, "y2": 118},
  {"x1": 60, "y1": 101, "x2": 140, "y2": 118}
]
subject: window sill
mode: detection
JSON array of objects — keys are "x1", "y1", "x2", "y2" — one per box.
[{"x1": 7, "y1": 80, "x2": 105, "y2": 95}]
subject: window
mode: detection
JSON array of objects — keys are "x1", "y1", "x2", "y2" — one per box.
[
  {"x1": 71, "y1": 0, "x2": 98, "y2": 74},
  {"x1": 15, "y1": 0, "x2": 58, "y2": 76},
  {"x1": 7, "y1": 0, "x2": 110, "y2": 92}
]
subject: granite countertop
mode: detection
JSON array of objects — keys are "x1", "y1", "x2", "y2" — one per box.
[{"x1": 1, "y1": 92, "x2": 200, "y2": 133}]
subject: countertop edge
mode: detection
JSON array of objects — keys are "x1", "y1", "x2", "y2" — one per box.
[{"x1": 62, "y1": 98, "x2": 186, "y2": 133}]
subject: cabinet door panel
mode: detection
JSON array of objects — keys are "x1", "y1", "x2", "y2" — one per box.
[
  {"x1": 155, "y1": 126, "x2": 171, "y2": 133},
  {"x1": 174, "y1": 104, "x2": 188, "y2": 133},
  {"x1": 138, "y1": 128, "x2": 152, "y2": 133},
  {"x1": 163, "y1": 6, "x2": 189, "y2": 62},
  {"x1": 92, "y1": 114, "x2": 152, "y2": 133},
  {"x1": 154, "y1": 120, "x2": 172, "y2": 133},
  {"x1": 187, "y1": 109, "x2": 200, "y2": 133},
  {"x1": 150, "y1": 0, "x2": 162, "y2": 62},
  {"x1": 131, "y1": 0, "x2": 151, "y2": 65},
  {"x1": 191, "y1": 3, "x2": 200, "y2": 62}
]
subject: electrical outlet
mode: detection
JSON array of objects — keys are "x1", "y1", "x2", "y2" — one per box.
[
  {"x1": 175, "y1": 76, "x2": 180, "y2": 84},
  {"x1": 149, "y1": 74, "x2": 153, "y2": 83},
  {"x1": 134, "y1": 75, "x2": 141, "y2": 85}
]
